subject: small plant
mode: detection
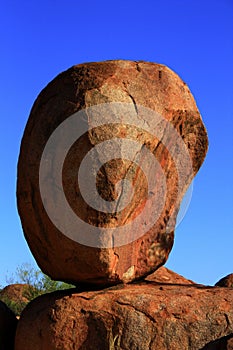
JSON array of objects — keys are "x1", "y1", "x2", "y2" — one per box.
[{"x1": 109, "y1": 330, "x2": 121, "y2": 350}]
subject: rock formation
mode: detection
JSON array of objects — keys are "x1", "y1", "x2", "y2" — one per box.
[
  {"x1": 17, "y1": 60, "x2": 208, "y2": 286},
  {"x1": 145, "y1": 266, "x2": 195, "y2": 284},
  {"x1": 0, "y1": 300, "x2": 17, "y2": 350},
  {"x1": 15, "y1": 59, "x2": 230, "y2": 349},
  {"x1": 15, "y1": 267, "x2": 233, "y2": 350},
  {"x1": 215, "y1": 273, "x2": 233, "y2": 288},
  {"x1": 0, "y1": 284, "x2": 32, "y2": 305}
]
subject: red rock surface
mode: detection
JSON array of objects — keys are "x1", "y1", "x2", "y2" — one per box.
[
  {"x1": 145, "y1": 266, "x2": 195, "y2": 284},
  {"x1": 15, "y1": 270, "x2": 233, "y2": 350},
  {"x1": 0, "y1": 284, "x2": 32, "y2": 304},
  {"x1": 0, "y1": 300, "x2": 18, "y2": 350},
  {"x1": 215, "y1": 273, "x2": 233, "y2": 288},
  {"x1": 17, "y1": 60, "x2": 208, "y2": 285}
]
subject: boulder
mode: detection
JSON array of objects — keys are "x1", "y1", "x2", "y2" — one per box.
[
  {"x1": 0, "y1": 284, "x2": 33, "y2": 305},
  {"x1": 0, "y1": 300, "x2": 18, "y2": 350},
  {"x1": 145, "y1": 266, "x2": 195, "y2": 284},
  {"x1": 215, "y1": 273, "x2": 233, "y2": 288},
  {"x1": 17, "y1": 60, "x2": 208, "y2": 285},
  {"x1": 0, "y1": 284, "x2": 36, "y2": 317},
  {"x1": 15, "y1": 270, "x2": 233, "y2": 350}
]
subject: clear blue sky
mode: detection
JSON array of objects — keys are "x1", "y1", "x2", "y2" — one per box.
[{"x1": 0, "y1": 0, "x2": 232, "y2": 286}]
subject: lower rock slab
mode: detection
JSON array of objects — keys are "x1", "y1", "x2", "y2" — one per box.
[{"x1": 15, "y1": 272, "x2": 233, "y2": 350}]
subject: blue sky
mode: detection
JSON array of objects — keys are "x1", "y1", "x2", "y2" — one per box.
[{"x1": 0, "y1": 0, "x2": 232, "y2": 286}]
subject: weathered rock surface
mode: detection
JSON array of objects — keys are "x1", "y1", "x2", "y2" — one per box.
[
  {"x1": 0, "y1": 300, "x2": 17, "y2": 350},
  {"x1": 145, "y1": 266, "x2": 195, "y2": 284},
  {"x1": 215, "y1": 273, "x2": 233, "y2": 288},
  {"x1": 15, "y1": 270, "x2": 233, "y2": 350},
  {"x1": 17, "y1": 60, "x2": 208, "y2": 285},
  {"x1": 0, "y1": 284, "x2": 32, "y2": 305}
]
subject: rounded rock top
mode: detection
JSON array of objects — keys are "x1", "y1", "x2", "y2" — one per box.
[{"x1": 17, "y1": 60, "x2": 208, "y2": 286}]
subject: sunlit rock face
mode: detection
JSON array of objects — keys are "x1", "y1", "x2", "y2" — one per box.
[
  {"x1": 15, "y1": 268, "x2": 233, "y2": 350},
  {"x1": 17, "y1": 60, "x2": 208, "y2": 286}
]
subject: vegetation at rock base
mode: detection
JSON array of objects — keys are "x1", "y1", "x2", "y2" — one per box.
[
  {"x1": 0, "y1": 295, "x2": 27, "y2": 316},
  {"x1": 0, "y1": 263, "x2": 74, "y2": 316}
]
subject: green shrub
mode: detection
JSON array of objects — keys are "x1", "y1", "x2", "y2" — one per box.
[
  {"x1": 0, "y1": 295, "x2": 27, "y2": 316},
  {"x1": 0, "y1": 263, "x2": 75, "y2": 316}
]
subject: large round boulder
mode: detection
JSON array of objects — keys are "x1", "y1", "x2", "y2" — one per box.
[{"x1": 17, "y1": 60, "x2": 208, "y2": 286}]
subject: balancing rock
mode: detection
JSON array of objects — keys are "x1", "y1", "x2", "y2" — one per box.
[{"x1": 17, "y1": 60, "x2": 208, "y2": 286}]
